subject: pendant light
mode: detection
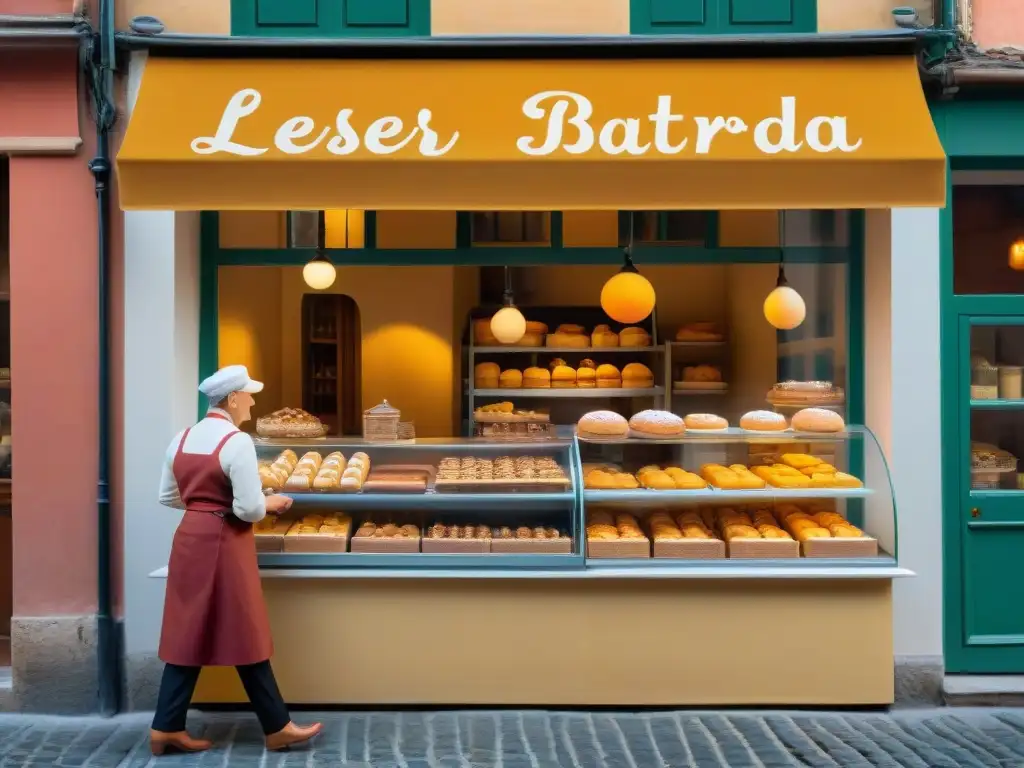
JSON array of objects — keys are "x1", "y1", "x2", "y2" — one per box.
[
  {"x1": 600, "y1": 212, "x2": 656, "y2": 324},
  {"x1": 302, "y1": 210, "x2": 337, "y2": 290},
  {"x1": 1010, "y1": 238, "x2": 1024, "y2": 271},
  {"x1": 763, "y1": 211, "x2": 806, "y2": 330},
  {"x1": 490, "y1": 266, "x2": 526, "y2": 344}
]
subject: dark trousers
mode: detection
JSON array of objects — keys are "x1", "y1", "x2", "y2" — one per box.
[{"x1": 152, "y1": 661, "x2": 291, "y2": 736}]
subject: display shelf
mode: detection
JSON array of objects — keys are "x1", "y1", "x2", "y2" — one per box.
[
  {"x1": 257, "y1": 552, "x2": 582, "y2": 569},
  {"x1": 472, "y1": 346, "x2": 663, "y2": 354},
  {"x1": 282, "y1": 491, "x2": 573, "y2": 510},
  {"x1": 970, "y1": 399, "x2": 1024, "y2": 409},
  {"x1": 583, "y1": 487, "x2": 872, "y2": 503},
  {"x1": 585, "y1": 555, "x2": 897, "y2": 570},
  {"x1": 577, "y1": 426, "x2": 857, "y2": 444},
  {"x1": 472, "y1": 387, "x2": 665, "y2": 399},
  {"x1": 671, "y1": 388, "x2": 728, "y2": 396},
  {"x1": 151, "y1": 563, "x2": 913, "y2": 580},
  {"x1": 666, "y1": 341, "x2": 726, "y2": 348}
]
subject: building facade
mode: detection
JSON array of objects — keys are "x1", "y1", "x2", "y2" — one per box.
[
  {"x1": 113, "y1": 0, "x2": 950, "y2": 711},
  {"x1": 0, "y1": 1, "x2": 112, "y2": 713}
]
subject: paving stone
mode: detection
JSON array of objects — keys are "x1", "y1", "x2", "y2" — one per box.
[{"x1": 0, "y1": 708, "x2": 1022, "y2": 767}]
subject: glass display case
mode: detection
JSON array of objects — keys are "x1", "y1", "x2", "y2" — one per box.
[{"x1": 254, "y1": 426, "x2": 897, "y2": 572}]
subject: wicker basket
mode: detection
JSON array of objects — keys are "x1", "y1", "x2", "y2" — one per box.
[
  {"x1": 397, "y1": 421, "x2": 416, "y2": 440},
  {"x1": 364, "y1": 399, "x2": 401, "y2": 441}
]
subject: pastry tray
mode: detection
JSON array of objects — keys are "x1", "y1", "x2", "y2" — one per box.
[
  {"x1": 473, "y1": 412, "x2": 551, "y2": 423},
  {"x1": 362, "y1": 464, "x2": 435, "y2": 494},
  {"x1": 586, "y1": 538, "x2": 651, "y2": 559},
  {"x1": 282, "y1": 532, "x2": 350, "y2": 553},
  {"x1": 727, "y1": 538, "x2": 800, "y2": 559},
  {"x1": 421, "y1": 537, "x2": 492, "y2": 554},
  {"x1": 350, "y1": 535, "x2": 421, "y2": 554},
  {"x1": 491, "y1": 537, "x2": 572, "y2": 554},
  {"x1": 652, "y1": 538, "x2": 726, "y2": 559},
  {"x1": 801, "y1": 536, "x2": 879, "y2": 558},
  {"x1": 433, "y1": 477, "x2": 570, "y2": 493},
  {"x1": 255, "y1": 533, "x2": 285, "y2": 553}
]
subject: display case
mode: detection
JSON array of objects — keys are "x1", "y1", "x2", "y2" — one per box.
[
  {"x1": 254, "y1": 436, "x2": 583, "y2": 569},
  {"x1": 578, "y1": 425, "x2": 897, "y2": 569},
  {"x1": 254, "y1": 425, "x2": 897, "y2": 574}
]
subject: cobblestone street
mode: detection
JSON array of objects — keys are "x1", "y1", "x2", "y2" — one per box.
[{"x1": 3, "y1": 708, "x2": 1024, "y2": 767}]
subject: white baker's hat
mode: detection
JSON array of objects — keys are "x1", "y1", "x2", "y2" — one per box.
[{"x1": 198, "y1": 365, "x2": 264, "y2": 403}]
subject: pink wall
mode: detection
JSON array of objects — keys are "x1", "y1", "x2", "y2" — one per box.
[
  {"x1": 8, "y1": 55, "x2": 100, "y2": 616},
  {"x1": 0, "y1": 1, "x2": 75, "y2": 14},
  {"x1": 972, "y1": 0, "x2": 1024, "y2": 48}
]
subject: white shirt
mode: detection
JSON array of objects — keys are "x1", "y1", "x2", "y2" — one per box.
[{"x1": 158, "y1": 407, "x2": 267, "y2": 524}]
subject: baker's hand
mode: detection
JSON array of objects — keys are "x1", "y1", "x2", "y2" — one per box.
[{"x1": 265, "y1": 494, "x2": 293, "y2": 515}]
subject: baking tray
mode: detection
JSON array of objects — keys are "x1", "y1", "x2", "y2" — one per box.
[
  {"x1": 586, "y1": 538, "x2": 651, "y2": 559},
  {"x1": 255, "y1": 533, "x2": 285, "y2": 553},
  {"x1": 350, "y1": 535, "x2": 421, "y2": 553},
  {"x1": 433, "y1": 477, "x2": 570, "y2": 493},
  {"x1": 491, "y1": 538, "x2": 572, "y2": 554},
  {"x1": 421, "y1": 538, "x2": 492, "y2": 554},
  {"x1": 363, "y1": 464, "x2": 435, "y2": 494},
  {"x1": 801, "y1": 537, "x2": 879, "y2": 558},
  {"x1": 653, "y1": 538, "x2": 726, "y2": 559},
  {"x1": 282, "y1": 532, "x2": 350, "y2": 553},
  {"x1": 726, "y1": 538, "x2": 800, "y2": 559}
]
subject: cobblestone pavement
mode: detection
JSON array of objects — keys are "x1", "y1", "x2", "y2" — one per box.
[{"x1": 3, "y1": 708, "x2": 1024, "y2": 767}]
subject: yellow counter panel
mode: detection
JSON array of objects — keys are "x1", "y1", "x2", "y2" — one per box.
[{"x1": 193, "y1": 577, "x2": 894, "y2": 706}]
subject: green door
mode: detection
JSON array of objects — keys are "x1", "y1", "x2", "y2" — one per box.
[{"x1": 957, "y1": 314, "x2": 1024, "y2": 672}]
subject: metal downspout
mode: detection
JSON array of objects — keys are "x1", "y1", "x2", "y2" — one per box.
[{"x1": 87, "y1": 0, "x2": 120, "y2": 716}]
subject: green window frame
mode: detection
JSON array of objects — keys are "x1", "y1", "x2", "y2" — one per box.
[
  {"x1": 631, "y1": 0, "x2": 816, "y2": 34},
  {"x1": 231, "y1": 0, "x2": 430, "y2": 38}
]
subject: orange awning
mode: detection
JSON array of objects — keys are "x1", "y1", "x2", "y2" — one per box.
[{"x1": 117, "y1": 55, "x2": 945, "y2": 211}]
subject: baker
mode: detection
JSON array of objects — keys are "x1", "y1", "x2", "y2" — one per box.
[{"x1": 149, "y1": 365, "x2": 322, "y2": 755}]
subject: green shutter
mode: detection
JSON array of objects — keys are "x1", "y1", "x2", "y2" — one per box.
[
  {"x1": 631, "y1": 0, "x2": 814, "y2": 33},
  {"x1": 232, "y1": 0, "x2": 429, "y2": 36}
]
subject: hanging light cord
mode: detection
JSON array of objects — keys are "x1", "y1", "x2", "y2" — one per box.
[
  {"x1": 502, "y1": 265, "x2": 514, "y2": 306},
  {"x1": 776, "y1": 210, "x2": 788, "y2": 288},
  {"x1": 622, "y1": 211, "x2": 639, "y2": 274}
]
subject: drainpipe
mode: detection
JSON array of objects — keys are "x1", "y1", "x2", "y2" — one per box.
[{"x1": 87, "y1": 0, "x2": 120, "y2": 716}]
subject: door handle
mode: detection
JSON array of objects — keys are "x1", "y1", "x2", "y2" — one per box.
[{"x1": 971, "y1": 507, "x2": 981, "y2": 518}]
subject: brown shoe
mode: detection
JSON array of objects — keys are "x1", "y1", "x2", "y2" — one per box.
[
  {"x1": 265, "y1": 721, "x2": 323, "y2": 751},
  {"x1": 149, "y1": 729, "x2": 213, "y2": 756}
]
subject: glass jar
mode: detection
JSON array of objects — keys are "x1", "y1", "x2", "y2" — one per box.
[{"x1": 972, "y1": 362, "x2": 999, "y2": 400}]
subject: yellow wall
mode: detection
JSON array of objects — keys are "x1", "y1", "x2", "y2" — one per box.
[{"x1": 117, "y1": 0, "x2": 230, "y2": 34}]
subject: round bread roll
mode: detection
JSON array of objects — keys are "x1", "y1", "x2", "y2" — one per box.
[
  {"x1": 474, "y1": 362, "x2": 500, "y2": 387},
  {"x1": 522, "y1": 367, "x2": 552, "y2": 388},
  {"x1": 791, "y1": 407, "x2": 846, "y2": 433},
  {"x1": 578, "y1": 358, "x2": 596, "y2": 369},
  {"x1": 577, "y1": 410, "x2": 629, "y2": 439},
  {"x1": 619, "y1": 327, "x2": 651, "y2": 347},
  {"x1": 548, "y1": 357, "x2": 568, "y2": 371},
  {"x1": 628, "y1": 410, "x2": 685, "y2": 438},
  {"x1": 557, "y1": 324, "x2": 585, "y2": 335},
  {"x1": 551, "y1": 364, "x2": 577, "y2": 388},
  {"x1": 473, "y1": 318, "x2": 498, "y2": 345},
  {"x1": 524, "y1": 321, "x2": 548, "y2": 335},
  {"x1": 499, "y1": 369, "x2": 523, "y2": 388},
  {"x1": 512, "y1": 332, "x2": 544, "y2": 347},
  {"x1": 621, "y1": 362, "x2": 654, "y2": 388},
  {"x1": 683, "y1": 413, "x2": 729, "y2": 430},
  {"x1": 577, "y1": 367, "x2": 597, "y2": 388},
  {"x1": 740, "y1": 410, "x2": 788, "y2": 432},
  {"x1": 595, "y1": 363, "x2": 621, "y2": 388}
]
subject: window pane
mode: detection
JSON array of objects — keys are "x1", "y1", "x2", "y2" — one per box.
[
  {"x1": 954, "y1": 184, "x2": 1024, "y2": 295},
  {"x1": 970, "y1": 324, "x2": 1024, "y2": 490},
  {"x1": 289, "y1": 210, "x2": 319, "y2": 249},
  {"x1": 621, "y1": 211, "x2": 708, "y2": 245},
  {"x1": 471, "y1": 212, "x2": 550, "y2": 245}
]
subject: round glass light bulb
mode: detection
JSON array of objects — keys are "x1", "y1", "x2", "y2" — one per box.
[
  {"x1": 1010, "y1": 239, "x2": 1024, "y2": 271},
  {"x1": 763, "y1": 285, "x2": 806, "y2": 330},
  {"x1": 490, "y1": 305, "x2": 527, "y2": 344},
  {"x1": 600, "y1": 271, "x2": 656, "y2": 324},
  {"x1": 302, "y1": 258, "x2": 336, "y2": 290}
]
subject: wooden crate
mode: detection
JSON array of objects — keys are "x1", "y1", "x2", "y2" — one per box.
[
  {"x1": 490, "y1": 538, "x2": 572, "y2": 554},
  {"x1": 282, "y1": 533, "x2": 349, "y2": 553},
  {"x1": 727, "y1": 538, "x2": 800, "y2": 559},
  {"x1": 350, "y1": 535, "x2": 421, "y2": 553},
  {"x1": 802, "y1": 537, "x2": 879, "y2": 558},
  {"x1": 422, "y1": 538, "x2": 491, "y2": 554},
  {"x1": 653, "y1": 538, "x2": 725, "y2": 559},
  {"x1": 587, "y1": 538, "x2": 651, "y2": 559}
]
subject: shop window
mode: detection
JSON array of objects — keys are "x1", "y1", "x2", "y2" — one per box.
[
  {"x1": 620, "y1": 211, "x2": 710, "y2": 245},
  {"x1": 231, "y1": 0, "x2": 430, "y2": 37},
  {"x1": 471, "y1": 213, "x2": 550, "y2": 246},
  {"x1": 301, "y1": 293, "x2": 362, "y2": 435},
  {"x1": 631, "y1": 0, "x2": 816, "y2": 34},
  {"x1": 953, "y1": 184, "x2": 1024, "y2": 295}
]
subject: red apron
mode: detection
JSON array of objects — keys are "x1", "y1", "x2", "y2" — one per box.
[{"x1": 158, "y1": 414, "x2": 273, "y2": 667}]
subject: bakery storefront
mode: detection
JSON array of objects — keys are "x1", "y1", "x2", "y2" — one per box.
[{"x1": 117, "y1": 41, "x2": 945, "y2": 706}]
